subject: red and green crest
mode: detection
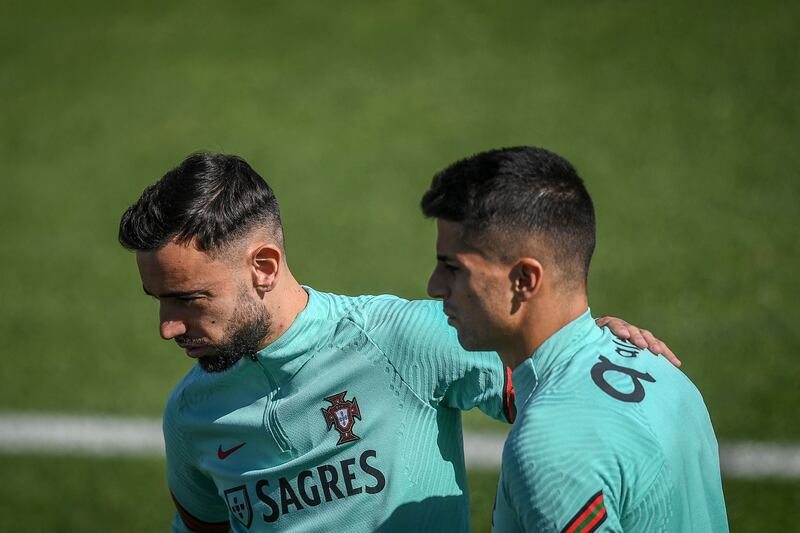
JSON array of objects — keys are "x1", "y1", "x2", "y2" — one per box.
[{"x1": 321, "y1": 391, "x2": 362, "y2": 445}]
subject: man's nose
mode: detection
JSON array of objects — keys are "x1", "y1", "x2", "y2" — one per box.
[
  {"x1": 427, "y1": 267, "x2": 447, "y2": 299},
  {"x1": 160, "y1": 319, "x2": 187, "y2": 340},
  {"x1": 159, "y1": 306, "x2": 187, "y2": 339}
]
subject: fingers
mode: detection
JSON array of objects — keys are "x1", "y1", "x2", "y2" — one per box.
[
  {"x1": 627, "y1": 326, "x2": 649, "y2": 350},
  {"x1": 595, "y1": 316, "x2": 682, "y2": 368},
  {"x1": 626, "y1": 327, "x2": 682, "y2": 367},
  {"x1": 596, "y1": 316, "x2": 632, "y2": 339},
  {"x1": 640, "y1": 329, "x2": 664, "y2": 353},
  {"x1": 655, "y1": 343, "x2": 681, "y2": 367},
  {"x1": 594, "y1": 316, "x2": 614, "y2": 329}
]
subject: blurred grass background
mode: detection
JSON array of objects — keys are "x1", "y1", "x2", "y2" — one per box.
[{"x1": 1, "y1": 0, "x2": 797, "y2": 531}]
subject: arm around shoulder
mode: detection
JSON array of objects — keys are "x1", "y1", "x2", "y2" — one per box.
[{"x1": 363, "y1": 297, "x2": 511, "y2": 422}]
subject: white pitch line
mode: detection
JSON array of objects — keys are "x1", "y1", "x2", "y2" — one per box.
[
  {"x1": 463, "y1": 430, "x2": 506, "y2": 469},
  {"x1": 718, "y1": 442, "x2": 800, "y2": 480},
  {"x1": 0, "y1": 413, "x2": 164, "y2": 457},
  {"x1": 463, "y1": 431, "x2": 800, "y2": 480},
  {"x1": 1, "y1": 413, "x2": 799, "y2": 479}
]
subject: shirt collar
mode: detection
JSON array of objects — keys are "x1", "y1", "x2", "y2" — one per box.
[
  {"x1": 511, "y1": 309, "x2": 599, "y2": 411},
  {"x1": 250, "y1": 286, "x2": 330, "y2": 384}
]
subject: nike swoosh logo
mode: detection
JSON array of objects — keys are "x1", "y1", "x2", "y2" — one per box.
[{"x1": 217, "y1": 442, "x2": 246, "y2": 460}]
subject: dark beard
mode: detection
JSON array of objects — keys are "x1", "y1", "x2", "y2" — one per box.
[{"x1": 198, "y1": 297, "x2": 271, "y2": 373}]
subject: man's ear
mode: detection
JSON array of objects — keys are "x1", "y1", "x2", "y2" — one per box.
[
  {"x1": 251, "y1": 245, "x2": 282, "y2": 294},
  {"x1": 512, "y1": 258, "x2": 544, "y2": 301}
]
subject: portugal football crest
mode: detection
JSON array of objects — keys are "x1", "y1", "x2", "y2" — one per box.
[
  {"x1": 224, "y1": 485, "x2": 253, "y2": 529},
  {"x1": 321, "y1": 391, "x2": 361, "y2": 445}
]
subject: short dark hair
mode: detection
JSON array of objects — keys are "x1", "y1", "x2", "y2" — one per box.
[
  {"x1": 421, "y1": 146, "x2": 595, "y2": 286},
  {"x1": 119, "y1": 152, "x2": 284, "y2": 254}
]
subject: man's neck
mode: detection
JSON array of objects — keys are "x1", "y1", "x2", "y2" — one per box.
[
  {"x1": 257, "y1": 272, "x2": 309, "y2": 349},
  {"x1": 499, "y1": 292, "x2": 589, "y2": 370}
]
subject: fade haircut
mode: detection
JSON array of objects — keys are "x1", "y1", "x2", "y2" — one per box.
[
  {"x1": 420, "y1": 146, "x2": 596, "y2": 288},
  {"x1": 119, "y1": 152, "x2": 284, "y2": 257}
]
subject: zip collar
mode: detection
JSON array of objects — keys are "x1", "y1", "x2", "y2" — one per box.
[{"x1": 511, "y1": 309, "x2": 600, "y2": 412}]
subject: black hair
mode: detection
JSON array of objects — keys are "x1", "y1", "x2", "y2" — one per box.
[
  {"x1": 421, "y1": 146, "x2": 595, "y2": 286},
  {"x1": 119, "y1": 152, "x2": 283, "y2": 253}
]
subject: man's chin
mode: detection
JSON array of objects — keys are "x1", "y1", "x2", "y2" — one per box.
[
  {"x1": 455, "y1": 332, "x2": 487, "y2": 352},
  {"x1": 198, "y1": 352, "x2": 244, "y2": 373}
]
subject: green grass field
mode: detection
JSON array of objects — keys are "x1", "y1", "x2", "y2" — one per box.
[{"x1": 1, "y1": 0, "x2": 798, "y2": 530}]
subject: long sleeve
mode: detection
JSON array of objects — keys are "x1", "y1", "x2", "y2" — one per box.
[{"x1": 164, "y1": 393, "x2": 231, "y2": 533}]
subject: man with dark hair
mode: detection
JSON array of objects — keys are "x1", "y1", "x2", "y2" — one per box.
[
  {"x1": 422, "y1": 146, "x2": 728, "y2": 532},
  {"x1": 120, "y1": 152, "x2": 676, "y2": 532}
]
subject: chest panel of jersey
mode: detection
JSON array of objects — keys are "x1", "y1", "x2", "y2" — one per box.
[{"x1": 187, "y1": 318, "x2": 470, "y2": 532}]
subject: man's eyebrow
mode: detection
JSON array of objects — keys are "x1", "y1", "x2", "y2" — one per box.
[
  {"x1": 437, "y1": 254, "x2": 456, "y2": 263},
  {"x1": 142, "y1": 285, "x2": 208, "y2": 298}
]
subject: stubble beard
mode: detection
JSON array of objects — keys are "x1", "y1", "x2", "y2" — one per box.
[
  {"x1": 198, "y1": 294, "x2": 272, "y2": 373},
  {"x1": 456, "y1": 329, "x2": 484, "y2": 352},
  {"x1": 453, "y1": 316, "x2": 498, "y2": 353}
]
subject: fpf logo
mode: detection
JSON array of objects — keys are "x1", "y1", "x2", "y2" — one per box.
[
  {"x1": 224, "y1": 485, "x2": 253, "y2": 528},
  {"x1": 321, "y1": 391, "x2": 361, "y2": 445}
]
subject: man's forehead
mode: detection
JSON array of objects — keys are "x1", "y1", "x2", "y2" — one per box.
[
  {"x1": 435, "y1": 219, "x2": 483, "y2": 256},
  {"x1": 136, "y1": 241, "x2": 229, "y2": 288},
  {"x1": 435, "y1": 218, "x2": 541, "y2": 266},
  {"x1": 136, "y1": 241, "x2": 217, "y2": 268},
  {"x1": 435, "y1": 219, "x2": 466, "y2": 247}
]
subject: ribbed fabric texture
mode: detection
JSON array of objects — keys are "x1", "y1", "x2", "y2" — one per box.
[
  {"x1": 493, "y1": 311, "x2": 728, "y2": 533},
  {"x1": 165, "y1": 287, "x2": 508, "y2": 532}
]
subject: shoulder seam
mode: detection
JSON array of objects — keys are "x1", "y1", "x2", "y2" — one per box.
[
  {"x1": 341, "y1": 316, "x2": 437, "y2": 412},
  {"x1": 355, "y1": 294, "x2": 408, "y2": 335}
]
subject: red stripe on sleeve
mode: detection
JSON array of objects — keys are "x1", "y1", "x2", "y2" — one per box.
[
  {"x1": 503, "y1": 366, "x2": 517, "y2": 423},
  {"x1": 580, "y1": 505, "x2": 608, "y2": 533},
  {"x1": 562, "y1": 491, "x2": 605, "y2": 533}
]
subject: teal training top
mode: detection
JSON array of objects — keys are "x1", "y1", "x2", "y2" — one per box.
[
  {"x1": 165, "y1": 287, "x2": 514, "y2": 533},
  {"x1": 492, "y1": 310, "x2": 728, "y2": 533}
]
